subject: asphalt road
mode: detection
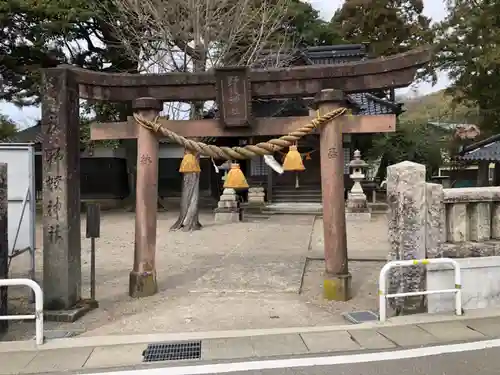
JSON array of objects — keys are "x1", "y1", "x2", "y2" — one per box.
[
  {"x1": 226, "y1": 348, "x2": 497, "y2": 375},
  {"x1": 93, "y1": 342, "x2": 500, "y2": 375}
]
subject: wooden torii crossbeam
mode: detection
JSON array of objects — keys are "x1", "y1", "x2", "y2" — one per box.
[
  {"x1": 91, "y1": 114, "x2": 396, "y2": 139},
  {"x1": 73, "y1": 47, "x2": 430, "y2": 102},
  {"x1": 41, "y1": 47, "x2": 431, "y2": 310}
]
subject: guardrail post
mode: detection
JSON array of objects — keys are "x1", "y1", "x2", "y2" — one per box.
[
  {"x1": 378, "y1": 258, "x2": 462, "y2": 322},
  {"x1": 33, "y1": 278, "x2": 44, "y2": 345},
  {"x1": 453, "y1": 261, "x2": 462, "y2": 317},
  {"x1": 379, "y1": 262, "x2": 390, "y2": 323},
  {"x1": 0, "y1": 278, "x2": 44, "y2": 345}
]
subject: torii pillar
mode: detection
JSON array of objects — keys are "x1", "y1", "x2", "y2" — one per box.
[
  {"x1": 315, "y1": 89, "x2": 351, "y2": 301},
  {"x1": 129, "y1": 98, "x2": 162, "y2": 298}
]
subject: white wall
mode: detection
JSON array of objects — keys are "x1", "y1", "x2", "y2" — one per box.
[{"x1": 427, "y1": 256, "x2": 500, "y2": 313}]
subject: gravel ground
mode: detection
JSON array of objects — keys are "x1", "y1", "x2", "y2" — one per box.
[
  {"x1": 3, "y1": 211, "x2": 388, "y2": 341},
  {"x1": 300, "y1": 260, "x2": 381, "y2": 315}
]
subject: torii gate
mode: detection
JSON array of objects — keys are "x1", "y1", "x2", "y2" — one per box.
[{"x1": 41, "y1": 47, "x2": 431, "y2": 310}]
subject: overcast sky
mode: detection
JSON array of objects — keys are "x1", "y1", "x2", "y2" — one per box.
[{"x1": 1, "y1": 0, "x2": 449, "y2": 128}]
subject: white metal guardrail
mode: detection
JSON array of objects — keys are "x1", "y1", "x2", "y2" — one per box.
[
  {"x1": 378, "y1": 258, "x2": 462, "y2": 322},
  {"x1": 0, "y1": 278, "x2": 43, "y2": 345}
]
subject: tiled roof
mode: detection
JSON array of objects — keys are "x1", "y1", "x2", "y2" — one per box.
[
  {"x1": 252, "y1": 44, "x2": 369, "y2": 67},
  {"x1": 458, "y1": 134, "x2": 500, "y2": 162},
  {"x1": 251, "y1": 98, "x2": 309, "y2": 118},
  {"x1": 304, "y1": 44, "x2": 368, "y2": 64},
  {"x1": 303, "y1": 45, "x2": 400, "y2": 116},
  {"x1": 252, "y1": 50, "x2": 311, "y2": 69},
  {"x1": 243, "y1": 44, "x2": 401, "y2": 118},
  {"x1": 459, "y1": 142, "x2": 500, "y2": 162},
  {"x1": 5, "y1": 124, "x2": 43, "y2": 143},
  {"x1": 347, "y1": 93, "x2": 402, "y2": 116},
  {"x1": 428, "y1": 122, "x2": 472, "y2": 131}
]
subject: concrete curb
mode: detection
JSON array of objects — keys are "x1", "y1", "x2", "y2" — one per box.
[
  {"x1": 2, "y1": 308, "x2": 500, "y2": 353},
  {"x1": 308, "y1": 256, "x2": 387, "y2": 262}
]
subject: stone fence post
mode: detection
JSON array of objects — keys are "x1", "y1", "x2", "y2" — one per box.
[
  {"x1": 426, "y1": 183, "x2": 445, "y2": 258},
  {"x1": 386, "y1": 161, "x2": 426, "y2": 313}
]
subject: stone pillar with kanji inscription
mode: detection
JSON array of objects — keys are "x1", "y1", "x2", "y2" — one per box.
[
  {"x1": 42, "y1": 67, "x2": 81, "y2": 310},
  {"x1": 0, "y1": 164, "x2": 7, "y2": 335}
]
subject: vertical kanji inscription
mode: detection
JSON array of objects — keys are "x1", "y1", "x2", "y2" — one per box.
[
  {"x1": 0, "y1": 164, "x2": 7, "y2": 334},
  {"x1": 215, "y1": 67, "x2": 252, "y2": 128},
  {"x1": 42, "y1": 67, "x2": 81, "y2": 310}
]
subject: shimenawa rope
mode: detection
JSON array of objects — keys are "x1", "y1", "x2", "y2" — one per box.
[{"x1": 133, "y1": 108, "x2": 347, "y2": 160}]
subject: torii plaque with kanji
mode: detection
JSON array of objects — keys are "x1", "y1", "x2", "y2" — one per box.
[
  {"x1": 42, "y1": 47, "x2": 431, "y2": 309},
  {"x1": 215, "y1": 67, "x2": 253, "y2": 128}
]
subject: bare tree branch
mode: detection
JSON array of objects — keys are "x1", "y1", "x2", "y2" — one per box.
[
  {"x1": 95, "y1": 0, "x2": 295, "y2": 230},
  {"x1": 98, "y1": 0, "x2": 294, "y2": 78}
]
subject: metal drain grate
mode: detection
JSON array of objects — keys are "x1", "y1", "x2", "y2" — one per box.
[
  {"x1": 342, "y1": 310, "x2": 379, "y2": 324},
  {"x1": 142, "y1": 341, "x2": 202, "y2": 362}
]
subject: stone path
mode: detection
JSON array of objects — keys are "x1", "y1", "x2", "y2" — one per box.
[
  {"x1": 310, "y1": 215, "x2": 390, "y2": 260},
  {"x1": 5, "y1": 211, "x2": 390, "y2": 340}
]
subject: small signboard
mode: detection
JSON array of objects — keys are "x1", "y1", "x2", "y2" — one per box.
[{"x1": 215, "y1": 67, "x2": 252, "y2": 128}]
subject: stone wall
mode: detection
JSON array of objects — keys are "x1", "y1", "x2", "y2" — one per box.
[
  {"x1": 388, "y1": 161, "x2": 500, "y2": 260},
  {"x1": 387, "y1": 161, "x2": 500, "y2": 313},
  {"x1": 439, "y1": 187, "x2": 500, "y2": 258}
]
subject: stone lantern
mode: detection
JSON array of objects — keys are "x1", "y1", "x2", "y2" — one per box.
[{"x1": 346, "y1": 150, "x2": 371, "y2": 220}]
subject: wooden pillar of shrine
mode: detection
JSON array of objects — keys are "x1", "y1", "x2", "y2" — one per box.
[
  {"x1": 315, "y1": 89, "x2": 351, "y2": 301},
  {"x1": 129, "y1": 98, "x2": 162, "y2": 298},
  {"x1": 495, "y1": 163, "x2": 500, "y2": 186},
  {"x1": 42, "y1": 67, "x2": 82, "y2": 310},
  {"x1": 477, "y1": 161, "x2": 490, "y2": 187}
]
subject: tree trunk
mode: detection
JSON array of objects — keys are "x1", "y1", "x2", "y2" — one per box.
[
  {"x1": 170, "y1": 169, "x2": 202, "y2": 231},
  {"x1": 171, "y1": 22, "x2": 206, "y2": 230}
]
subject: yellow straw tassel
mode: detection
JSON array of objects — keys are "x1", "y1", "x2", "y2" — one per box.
[
  {"x1": 179, "y1": 151, "x2": 201, "y2": 173},
  {"x1": 283, "y1": 145, "x2": 305, "y2": 172},
  {"x1": 223, "y1": 163, "x2": 249, "y2": 189}
]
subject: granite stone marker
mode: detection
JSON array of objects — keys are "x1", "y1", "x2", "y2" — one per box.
[
  {"x1": 426, "y1": 183, "x2": 445, "y2": 258},
  {"x1": 386, "y1": 161, "x2": 426, "y2": 312},
  {"x1": 0, "y1": 164, "x2": 7, "y2": 334},
  {"x1": 42, "y1": 67, "x2": 81, "y2": 310}
]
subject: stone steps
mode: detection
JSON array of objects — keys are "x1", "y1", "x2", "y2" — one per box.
[
  {"x1": 272, "y1": 185, "x2": 322, "y2": 203},
  {"x1": 272, "y1": 197, "x2": 322, "y2": 203},
  {"x1": 245, "y1": 202, "x2": 388, "y2": 217},
  {"x1": 264, "y1": 203, "x2": 323, "y2": 215}
]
